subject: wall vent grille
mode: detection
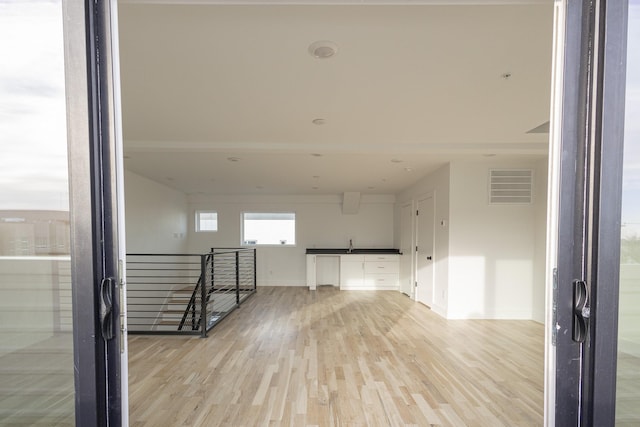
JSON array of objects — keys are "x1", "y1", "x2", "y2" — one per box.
[{"x1": 489, "y1": 169, "x2": 533, "y2": 204}]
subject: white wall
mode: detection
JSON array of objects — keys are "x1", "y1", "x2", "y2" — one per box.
[
  {"x1": 187, "y1": 194, "x2": 395, "y2": 287},
  {"x1": 124, "y1": 171, "x2": 189, "y2": 253},
  {"x1": 124, "y1": 160, "x2": 548, "y2": 320},
  {"x1": 447, "y1": 160, "x2": 543, "y2": 319},
  {"x1": 396, "y1": 160, "x2": 547, "y2": 320}
]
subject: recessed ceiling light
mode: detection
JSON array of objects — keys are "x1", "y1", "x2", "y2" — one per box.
[
  {"x1": 404, "y1": 167, "x2": 413, "y2": 172},
  {"x1": 311, "y1": 153, "x2": 323, "y2": 157},
  {"x1": 308, "y1": 41, "x2": 338, "y2": 59},
  {"x1": 227, "y1": 157, "x2": 241, "y2": 162},
  {"x1": 391, "y1": 159, "x2": 403, "y2": 163},
  {"x1": 312, "y1": 118, "x2": 326, "y2": 125}
]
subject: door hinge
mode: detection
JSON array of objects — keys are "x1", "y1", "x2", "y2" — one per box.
[
  {"x1": 415, "y1": 281, "x2": 418, "y2": 288},
  {"x1": 119, "y1": 259, "x2": 126, "y2": 353},
  {"x1": 416, "y1": 210, "x2": 419, "y2": 216},
  {"x1": 416, "y1": 246, "x2": 418, "y2": 252}
]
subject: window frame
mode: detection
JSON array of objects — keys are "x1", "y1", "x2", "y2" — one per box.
[
  {"x1": 195, "y1": 210, "x2": 218, "y2": 233},
  {"x1": 240, "y1": 212, "x2": 296, "y2": 247}
]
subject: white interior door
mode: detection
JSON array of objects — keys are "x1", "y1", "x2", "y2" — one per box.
[
  {"x1": 416, "y1": 195, "x2": 434, "y2": 307},
  {"x1": 399, "y1": 202, "x2": 414, "y2": 297}
]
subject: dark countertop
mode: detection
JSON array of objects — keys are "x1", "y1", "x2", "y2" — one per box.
[{"x1": 306, "y1": 248, "x2": 401, "y2": 255}]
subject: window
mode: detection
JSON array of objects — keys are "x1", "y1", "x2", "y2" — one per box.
[
  {"x1": 196, "y1": 211, "x2": 218, "y2": 232},
  {"x1": 242, "y1": 213, "x2": 295, "y2": 245}
]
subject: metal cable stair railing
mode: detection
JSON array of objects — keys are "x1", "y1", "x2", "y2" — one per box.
[{"x1": 126, "y1": 248, "x2": 256, "y2": 337}]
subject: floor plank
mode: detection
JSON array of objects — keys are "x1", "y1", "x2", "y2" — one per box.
[{"x1": 128, "y1": 287, "x2": 544, "y2": 426}]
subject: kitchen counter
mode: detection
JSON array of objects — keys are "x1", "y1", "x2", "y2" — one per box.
[
  {"x1": 306, "y1": 248, "x2": 400, "y2": 255},
  {"x1": 306, "y1": 249, "x2": 401, "y2": 291}
]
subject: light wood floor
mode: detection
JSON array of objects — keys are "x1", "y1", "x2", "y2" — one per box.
[{"x1": 128, "y1": 286, "x2": 544, "y2": 426}]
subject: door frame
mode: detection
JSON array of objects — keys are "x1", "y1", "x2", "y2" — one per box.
[
  {"x1": 415, "y1": 193, "x2": 435, "y2": 308},
  {"x1": 63, "y1": 0, "x2": 127, "y2": 424},
  {"x1": 399, "y1": 201, "x2": 415, "y2": 298},
  {"x1": 550, "y1": 0, "x2": 629, "y2": 425}
]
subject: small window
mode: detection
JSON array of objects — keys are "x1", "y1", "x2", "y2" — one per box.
[
  {"x1": 196, "y1": 211, "x2": 218, "y2": 232},
  {"x1": 242, "y1": 212, "x2": 295, "y2": 246}
]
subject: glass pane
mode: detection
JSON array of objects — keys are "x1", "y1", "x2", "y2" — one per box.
[
  {"x1": 617, "y1": 1, "x2": 640, "y2": 425},
  {"x1": 0, "y1": 0, "x2": 74, "y2": 425},
  {"x1": 197, "y1": 211, "x2": 218, "y2": 232},
  {"x1": 242, "y1": 213, "x2": 295, "y2": 245}
]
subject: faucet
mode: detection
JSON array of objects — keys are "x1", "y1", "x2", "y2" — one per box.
[{"x1": 348, "y1": 239, "x2": 353, "y2": 253}]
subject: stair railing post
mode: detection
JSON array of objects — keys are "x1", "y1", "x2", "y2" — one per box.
[
  {"x1": 235, "y1": 250, "x2": 240, "y2": 306},
  {"x1": 253, "y1": 248, "x2": 257, "y2": 291},
  {"x1": 200, "y1": 254, "x2": 207, "y2": 338},
  {"x1": 210, "y1": 252, "x2": 215, "y2": 292}
]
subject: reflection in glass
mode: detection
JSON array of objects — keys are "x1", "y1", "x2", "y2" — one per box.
[
  {"x1": 617, "y1": 1, "x2": 640, "y2": 425},
  {"x1": 0, "y1": 0, "x2": 74, "y2": 425}
]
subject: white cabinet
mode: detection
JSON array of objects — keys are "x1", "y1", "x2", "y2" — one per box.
[
  {"x1": 316, "y1": 256, "x2": 340, "y2": 286},
  {"x1": 308, "y1": 253, "x2": 399, "y2": 290},
  {"x1": 307, "y1": 255, "x2": 342, "y2": 290},
  {"x1": 339, "y1": 255, "x2": 365, "y2": 289},
  {"x1": 363, "y1": 255, "x2": 399, "y2": 290},
  {"x1": 339, "y1": 254, "x2": 399, "y2": 290},
  {"x1": 306, "y1": 255, "x2": 317, "y2": 290}
]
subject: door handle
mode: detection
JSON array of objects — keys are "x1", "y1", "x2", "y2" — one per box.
[
  {"x1": 427, "y1": 256, "x2": 432, "y2": 260},
  {"x1": 572, "y1": 279, "x2": 590, "y2": 343},
  {"x1": 100, "y1": 277, "x2": 115, "y2": 341}
]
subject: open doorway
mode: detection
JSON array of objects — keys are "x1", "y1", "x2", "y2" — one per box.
[{"x1": 117, "y1": 1, "x2": 554, "y2": 425}]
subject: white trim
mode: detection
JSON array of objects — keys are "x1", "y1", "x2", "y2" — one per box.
[
  {"x1": 124, "y1": 139, "x2": 549, "y2": 155},
  {"x1": 544, "y1": 1, "x2": 566, "y2": 426},
  {"x1": 109, "y1": 0, "x2": 130, "y2": 424},
  {"x1": 120, "y1": 0, "x2": 552, "y2": 5}
]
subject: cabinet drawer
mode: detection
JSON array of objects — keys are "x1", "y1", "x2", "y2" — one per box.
[
  {"x1": 364, "y1": 254, "x2": 398, "y2": 262},
  {"x1": 364, "y1": 261, "x2": 399, "y2": 274},
  {"x1": 363, "y1": 274, "x2": 398, "y2": 288},
  {"x1": 340, "y1": 255, "x2": 365, "y2": 262}
]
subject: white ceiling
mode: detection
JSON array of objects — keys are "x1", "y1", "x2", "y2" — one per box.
[{"x1": 118, "y1": 1, "x2": 553, "y2": 195}]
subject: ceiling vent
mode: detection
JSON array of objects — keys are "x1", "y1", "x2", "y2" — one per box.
[
  {"x1": 342, "y1": 192, "x2": 361, "y2": 215},
  {"x1": 489, "y1": 169, "x2": 533, "y2": 204}
]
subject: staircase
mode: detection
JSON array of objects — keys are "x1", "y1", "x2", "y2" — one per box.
[{"x1": 127, "y1": 248, "x2": 256, "y2": 336}]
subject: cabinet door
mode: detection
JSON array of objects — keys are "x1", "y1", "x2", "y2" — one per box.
[
  {"x1": 306, "y1": 255, "x2": 316, "y2": 289},
  {"x1": 340, "y1": 260, "x2": 364, "y2": 288}
]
